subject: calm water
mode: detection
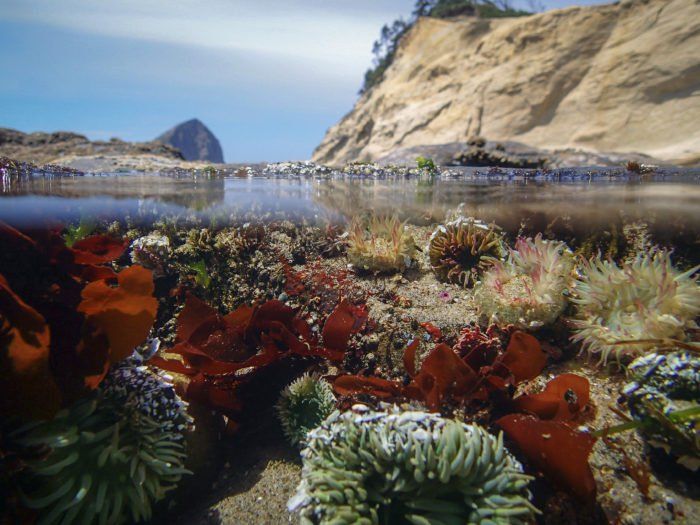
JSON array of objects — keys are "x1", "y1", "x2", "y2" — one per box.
[{"x1": 2, "y1": 170, "x2": 700, "y2": 262}]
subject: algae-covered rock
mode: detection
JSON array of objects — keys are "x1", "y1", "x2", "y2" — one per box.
[{"x1": 623, "y1": 351, "x2": 700, "y2": 470}]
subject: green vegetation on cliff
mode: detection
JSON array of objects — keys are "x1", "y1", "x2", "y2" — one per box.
[{"x1": 361, "y1": 1, "x2": 531, "y2": 94}]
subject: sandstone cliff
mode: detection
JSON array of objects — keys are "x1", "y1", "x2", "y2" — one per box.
[{"x1": 313, "y1": 0, "x2": 700, "y2": 166}]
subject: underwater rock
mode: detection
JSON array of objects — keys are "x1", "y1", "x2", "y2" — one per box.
[
  {"x1": 14, "y1": 359, "x2": 191, "y2": 524},
  {"x1": 346, "y1": 216, "x2": 416, "y2": 274},
  {"x1": 276, "y1": 373, "x2": 336, "y2": 447},
  {"x1": 428, "y1": 216, "x2": 505, "y2": 286},
  {"x1": 175, "y1": 228, "x2": 214, "y2": 258},
  {"x1": 474, "y1": 235, "x2": 575, "y2": 329},
  {"x1": 623, "y1": 351, "x2": 699, "y2": 470},
  {"x1": 289, "y1": 405, "x2": 537, "y2": 524},
  {"x1": 570, "y1": 251, "x2": 700, "y2": 365}
]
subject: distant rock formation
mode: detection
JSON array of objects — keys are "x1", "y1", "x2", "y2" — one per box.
[
  {"x1": 314, "y1": 0, "x2": 700, "y2": 166},
  {"x1": 156, "y1": 119, "x2": 224, "y2": 163},
  {"x1": 0, "y1": 127, "x2": 183, "y2": 165}
]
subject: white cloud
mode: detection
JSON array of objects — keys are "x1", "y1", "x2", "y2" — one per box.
[{"x1": 0, "y1": 0, "x2": 406, "y2": 78}]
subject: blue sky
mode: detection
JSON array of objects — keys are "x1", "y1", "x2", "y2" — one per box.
[{"x1": 0, "y1": 1, "x2": 609, "y2": 162}]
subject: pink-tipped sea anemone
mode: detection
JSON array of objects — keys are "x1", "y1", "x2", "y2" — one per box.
[{"x1": 474, "y1": 235, "x2": 575, "y2": 329}]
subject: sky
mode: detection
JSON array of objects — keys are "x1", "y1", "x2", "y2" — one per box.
[{"x1": 0, "y1": 1, "x2": 610, "y2": 162}]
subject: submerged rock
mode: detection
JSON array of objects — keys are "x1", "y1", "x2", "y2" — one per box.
[{"x1": 624, "y1": 351, "x2": 700, "y2": 470}]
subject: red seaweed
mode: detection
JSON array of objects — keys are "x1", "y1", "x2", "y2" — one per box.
[
  {"x1": 512, "y1": 373, "x2": 590, "y2": 421},
  {"x1": 0, "y1": 224, "x2": 156, "y2": 419},
  {"x1": 500, "y1": 331, "x2": 547, "y2": 383},
  {"x1": 497, "y1": 414, "x2": 597, "y2": 502},
  {"x1": 334, "y1": 330, "x2": 549, "y2": 412},
  {"x1": 153, "y1": 294, "x2": 366, "y2": 423},
  {"x1": 0, "y1": 275, "x2": 60, "y2": 420},
  {"x1": 405, "y1": 343, "x2": 479, "y2": 410}
]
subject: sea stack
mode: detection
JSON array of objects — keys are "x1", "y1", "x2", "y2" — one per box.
[{"x1": 156, "y1": 118, "x2": 224, "y2": 163}]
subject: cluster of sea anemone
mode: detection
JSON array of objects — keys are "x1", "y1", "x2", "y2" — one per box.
[
  {"x1": 428, "y1": 216, "x2": 505, "y2": 286},
  {"x1": 13, "y1": 359, "x2": 191, "y2": 524},
  {"x1": 623, "y1": 351, "x2": 699, "y2": 470},
  {"x1": 346, "y1": 216, "x2": 416, "y2": 273},
  {"x1": 474, "y1": 235, "x2": 575, "y2": 329},
  {"x1": 289, "y1": 405, "x2": 537, "y2": 525},
  {"x1": 276, "y1": 373, "x2": 336, "y2": 447},
  {"x1": 570, "y1": 250, "x2": 700, "y2": 365}
]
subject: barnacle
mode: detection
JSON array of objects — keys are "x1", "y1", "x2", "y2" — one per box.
[
  {"x1": 474, "y1": 235, "x2": 575, "y2": 329},
  {"x1": 130, "y1": 233, "x2": 172, "y2": 275},
  {"x1": 428, "y1": 216, "x2": 505, "y2": 286},
  {"x1": 346, "y1": 216, "x2": 416, "y2": 273},
  {"x1": 13, "y1": 361, "x2": 191, "y2": 524},
  {"x1": 623, "y1": 351, "x2": 699, "y2": 470},
  {"x1": 570, "y1": 251, "x2": 700, "y2": 365},
  {"x1": 289, "y1": 405, "x2": 537, "y2": 525},
  {"x1": 276, "y1": 373, "x2": 336, "y2": 447}
]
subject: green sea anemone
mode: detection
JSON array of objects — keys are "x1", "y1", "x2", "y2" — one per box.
[
  {"x1": 276, "y1": 373, "x2": 336, "y2": 447},
  {"x1": 13, "y1": 361, "x2": 191, "y2": 524},
  {"x1": 428, "y1": 217, "x2": 505, "y2": 286},
  {"x1": 570, "y1": 251, "x2": 700, "y2": 365},
  {"x1": 474, "y1": 235, "x2": 575, "y2": 329},
  {"x1": 347, "y1": 216, "x2": 416, "y2": 273},
  {"x1": 623, "y1": 351, "x2": 699, "y2": 470},
  {"x1": 289, "y1": 405, "x2": 537, "y2": 525}
]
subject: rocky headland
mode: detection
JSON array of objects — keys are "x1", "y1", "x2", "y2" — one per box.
[
  {"x1": 0, "y1": 127, "x2": 183, "y2": 166},
  {"x1": 0, "y1": 118, "x2": 225, "y2": 170}
]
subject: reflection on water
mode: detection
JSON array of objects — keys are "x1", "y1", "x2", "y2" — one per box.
[{"x1": 1, "y1": 172, "x2": 699, "y2": 250}]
